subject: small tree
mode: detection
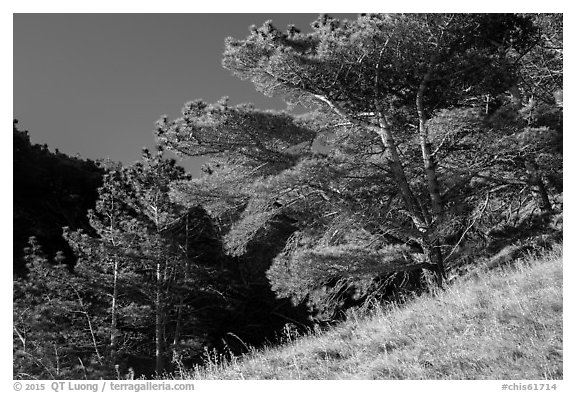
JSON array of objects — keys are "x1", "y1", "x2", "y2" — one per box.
[
  {"x1": 66, "y1": 148, "x2": 212, "y2": 375},
  {"x1": 14, "y1": 238, "x2": 108, "y2": 379}
]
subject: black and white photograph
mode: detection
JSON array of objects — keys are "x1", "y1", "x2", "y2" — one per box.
[{"x1": 12, "y1": 8, "x2": 564, "y2": 383}]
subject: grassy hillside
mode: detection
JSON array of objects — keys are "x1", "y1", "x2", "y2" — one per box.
[{"x1": 182, "y1": 244, "x2": 563, "y2": 380}]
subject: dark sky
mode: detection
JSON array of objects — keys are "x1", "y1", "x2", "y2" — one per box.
[{"x1": 14, "y1": 13, "x2": 356, "y2": 175}]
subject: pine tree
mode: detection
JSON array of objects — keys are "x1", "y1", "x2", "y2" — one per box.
[
  {"x1": 65, "y1": 148, "x2": 214, "y2": 375},
  {"x1": 156, "y1": 14, "x2": 552, "y2": 317},
  {"x1": 14, "y1": 237, "x2": 108, "y2": 379}
]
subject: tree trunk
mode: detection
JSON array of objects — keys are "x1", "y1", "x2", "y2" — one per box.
[
  {"x1": 316, "y1": 94, "x2": 442, "y2": 282},
  {"x1": 432, "y1": 243, "x2": 445, "y2": 287},
  {"x1": 419, "y1": 136, "x2": 443, "y2": 216},
  {"x1": 73, "y1": 288, "x2": 103, "y2": 365},
  {"x1": 373, "y1": 109, "x2": 427, "y2": 229},
  {"x1": 525, "y1": 159, "x2": 553, "y2": 212},
  {"x1": 172, "y1": 215, "x2": 189, "y2": 362},
  {"x1": 312, "y1": 94, "x2": 428, "y2": 228},
  {"x1": 421, "y1": 237, "x2": 445, "y2": 287},
  {"x1": 416, "y1": 65, "x2": 445, "y2": 285},
  {"x1": 172, "y1": 297, "x2": 184, "y2": 365},
  {"x1": 110, "y1": 258, "x2": 119, "y2": 363},
  {"x1": 155, "y1": 261, "x2": 165, "y2": 375},
  {"x1": 416, "y1": 68, "x2": 443, "y2": 217}
]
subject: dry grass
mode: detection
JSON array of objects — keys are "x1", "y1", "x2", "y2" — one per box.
[{"x1": 180, "y1": 244, "x2": 562, "y2": 380}]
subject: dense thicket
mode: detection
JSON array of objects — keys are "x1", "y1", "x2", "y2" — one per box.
[
  {"x1": 14, "y1": 13, "x2": 562, "y2": 379},
  {"x1": 13, "y1": 120, "x2": 104, "y2": 275},
  {"x1": 14, "y1": 147, "x2": 310, "y2": 379}
]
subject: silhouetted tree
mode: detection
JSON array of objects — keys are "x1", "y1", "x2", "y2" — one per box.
[{"x1": 13, "y1": 120, "x2": 104, "y2": 274}]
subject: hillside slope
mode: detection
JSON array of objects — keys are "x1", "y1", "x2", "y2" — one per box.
[{"x1": 185, "y1": 245, "x2": 562, "y2": 380}]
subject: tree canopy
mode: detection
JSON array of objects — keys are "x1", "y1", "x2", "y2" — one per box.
[
  {"x1": 14, "y1": 13, "x2": 562, "y2": 378},
  {"x1": 157, "y1": 14, "x2": 560, "y2": 317}
]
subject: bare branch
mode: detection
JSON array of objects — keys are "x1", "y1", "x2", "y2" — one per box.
[{"x1": 443, "y1": 191, "x2": 490, "y2": 264}]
